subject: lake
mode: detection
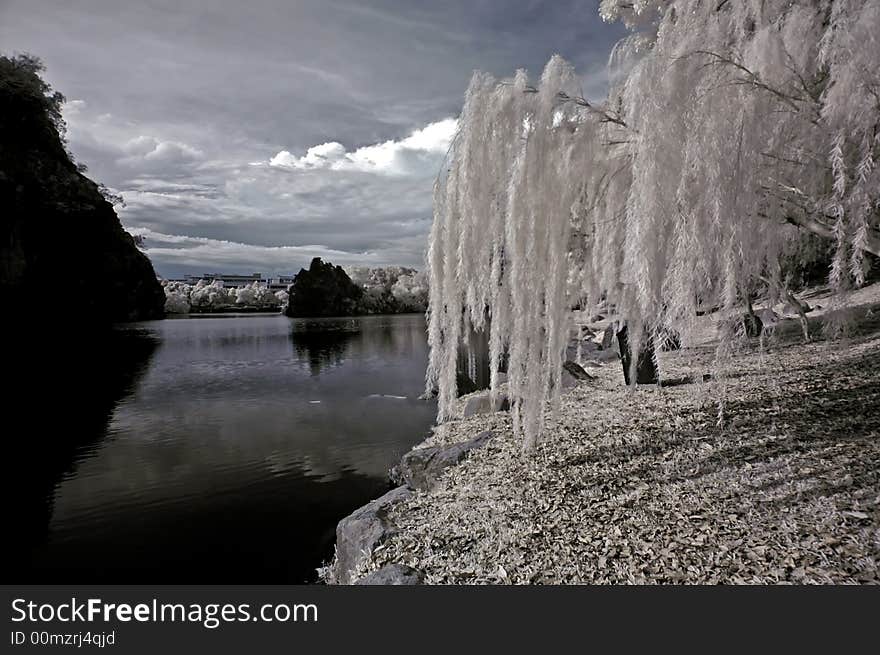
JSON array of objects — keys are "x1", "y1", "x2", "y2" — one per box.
[{"x1": 7, "y1": 313, "x2": 438, "y2": 583}]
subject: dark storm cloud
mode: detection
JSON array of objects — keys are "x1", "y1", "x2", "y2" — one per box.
[{"x1": 0, "y1": 0, "x2": 626, "y2": 277}]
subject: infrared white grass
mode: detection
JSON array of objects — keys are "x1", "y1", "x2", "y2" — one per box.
[
  {"x1": 426, "y1": 0, "x2": 880, "y2": 451},
  {"x1": 363, "y1": 285, "x2": 880, "y2": 584}
]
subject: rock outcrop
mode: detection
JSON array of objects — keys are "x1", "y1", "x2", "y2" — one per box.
[
  {"x1": 354, "y1": 563, "x2": 424, "y2": 585},
  {"x1": 561, "y1": 360, "x2": 595, "y2": 388},
  {"x1": 333, "y1": 485, "x2": 413, "y2": 585},
  {"x1": 391, "y1": 430, "x2": 494, "y2": 492},
  {"x1": 333, "y1": 430, "x2": 495, "y2": 583},
  {"x1": 0, "y1": 55, "x2": 165, "y2": 325},
  {"x1": 462, "y1": 391, "x2": 509, "y2": 417}
]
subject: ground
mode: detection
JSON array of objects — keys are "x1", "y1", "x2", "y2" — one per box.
[{"x1": 363, "y1": 284, "x2": 880, "y2": 584}]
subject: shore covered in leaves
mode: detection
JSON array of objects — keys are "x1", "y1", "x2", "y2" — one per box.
[{"x1": 358, "y1": 285, "x2": 880, "y2": 584}]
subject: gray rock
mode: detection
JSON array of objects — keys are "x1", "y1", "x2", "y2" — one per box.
[
  {"x1": 334, "y1": 485, "x2": 412, "y2": 585},
  {"x1": 561, "y1": 360, "x2": 595, "y2": 389},
  {"x1": 462, "y1": 392, "x2": 491, "y2": 417},
  {"x1": 354, "y1": 563, "x2": 424, "y2": 585},
  {"x1": 565, "y1": 339, "x2": 600, "y2": 362},
  {"x1": 583, "y1": 348, "x2": 621, "y2": 364},
  {"x1": 462, "y1": 390, "x2": 509, "y2": 417},
  {"x1": 394, "y1": 430, "x2": 494, "y2": 492}
]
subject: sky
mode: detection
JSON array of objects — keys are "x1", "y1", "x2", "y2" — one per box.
[{"x1": 0, "y1": 0, "x2": 626, "y2": 278}]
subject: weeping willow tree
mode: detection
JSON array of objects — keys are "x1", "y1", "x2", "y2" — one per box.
[{"x1": 426, "y1": 0, "x2": 880, "y2": 450}]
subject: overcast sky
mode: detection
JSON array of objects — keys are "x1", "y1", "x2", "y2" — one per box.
[{"x1": 0, "y1": 0, "x2": 625, "y2": 278}]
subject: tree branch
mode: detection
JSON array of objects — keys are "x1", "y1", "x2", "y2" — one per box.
[
  {"x1": 520, "y1": 85, "x2": 633, "y2": 131},
  {"x1": 685, "y1": 50, "x2": 814, "y2": 113},
  {"x1": 784, "y1": 213, "x2": 880, "y2": 257}
]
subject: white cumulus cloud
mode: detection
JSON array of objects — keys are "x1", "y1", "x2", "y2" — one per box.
[
  {"x1": 268, "y1": 117, "x2": 456, "y2": 176},
  {"x1": 121, "y1": 135, "x2": 203, "y2": 163}
]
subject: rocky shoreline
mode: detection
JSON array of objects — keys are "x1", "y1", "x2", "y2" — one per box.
[
  {"x1": 323, "y1": 427, "x2": 499, "y2": 584},
  {"x1": 324, "y1": 284, "x2": 880, "y2": 585}
]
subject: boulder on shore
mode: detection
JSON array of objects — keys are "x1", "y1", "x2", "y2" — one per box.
[
  {"x1": 561, "y1": 360, "x2": 595, "y2": 388},
  {"x1": 391, "y1": 430, "x2": 494, "y2": 492},
  {"x1": 462, "y1": 391, "x2": 509, "y2": 417},
  {"x1": 338, "y1": 430, "x2": 495, "y2": 583},
  {"x1": 333, "y1": 485, "x2": 412, "y2": 585}
]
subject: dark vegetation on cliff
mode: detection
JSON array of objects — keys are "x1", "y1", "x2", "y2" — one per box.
[
  {"x1": 284, "y1": 257, "x2": 364, "y2": 318},
  {"x1": 0, "y1": 54, "x2": 165, "y2": 325}
]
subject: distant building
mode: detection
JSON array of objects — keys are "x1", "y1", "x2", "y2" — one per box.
[
  {"x1": 158, "y1": 273, "x2": 296, "y2": 289},
  {"x1": 267, "y1": 275, "x2": 296, "y2": 291},
  {"x1": 184, "y1": 273, "x2": 264, "y2": 287}
]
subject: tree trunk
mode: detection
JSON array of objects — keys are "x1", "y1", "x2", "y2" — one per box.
[
  {"x1": 616, "y1": 323, "x2": 659, "y2": 385},
  {"x1": 781, "y1": 287, "x2": 811, "y2": 342},
  {"x1": 742, "y1": 297, "x2": 763, "y2": 338}
]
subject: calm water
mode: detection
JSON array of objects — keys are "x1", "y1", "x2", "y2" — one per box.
[{"x1": 7, "y1": 313, "x2": 438, "y2": 583}]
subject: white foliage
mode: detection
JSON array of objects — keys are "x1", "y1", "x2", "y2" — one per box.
[
  {"x1": 162, "y1": 281, "x2": 192, "y2": 314},
  {"x1": 428, "y1": 0, "x2": 880, "y2": 450},
  {"x1": 189, "y1": 279, "x2": 229, "y2": 308},
  {"x1": 391, "y1": 271, "x2": 429, "y2": 312},
  {"x1": 344, "y1": 265, "x2": 429, "y2": 312},
  {"x1": 427, "y1": 58, "x2": 602, "y2": 450},
  {"x1": 161, "y1": 280, "x2": 282, "y2": 312},
  {"x1": 234, "y1": 284, "x2": 257, "y2": 305}
]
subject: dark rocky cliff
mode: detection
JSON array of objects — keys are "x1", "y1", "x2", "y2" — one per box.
[{"x1": 0, "y1": 55, "x2": 165, "y2": 324}]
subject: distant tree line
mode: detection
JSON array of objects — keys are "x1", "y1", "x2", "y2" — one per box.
[{"x1": 161, "y1": 259, "x2": 429, "y2": 316}]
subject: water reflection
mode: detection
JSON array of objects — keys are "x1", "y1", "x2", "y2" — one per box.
[
  {"x1": 289, "y1": 319, "x2": 361, "y2": 375},
  {"x1": 9, "y1": 314, "x2": 440, "y2": 583},
  {"x1": 7, "y1": 329, "x2": 158, "y2": 566}
]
